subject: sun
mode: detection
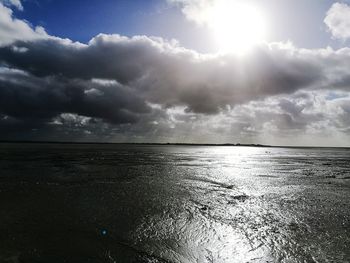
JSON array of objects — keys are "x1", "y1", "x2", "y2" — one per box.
[{"x1": 207, "y1": 1, "x2": 268, "y2": 54}]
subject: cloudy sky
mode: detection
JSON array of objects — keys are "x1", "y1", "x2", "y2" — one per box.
[{"x1": 0, "y1": 0, "x2": 350, "y2": 146}]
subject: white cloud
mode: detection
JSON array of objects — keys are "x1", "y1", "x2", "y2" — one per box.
[
  {"x1": 0, "y1": 0, "x2": 23, "y2": 10},
  {"x1": 168, "y1": 0, "x2": 268, "y2": 53},
  {"x1": 168, "y1": 0, "x2": 215, "y2": 25},
  {"x1": 0, "y1": 3, "x2": 47, "y2": 46},
  {"x1": 9, "y1": 0, "x2": 22, "y2": 10},
  {"x1": 324, "y1": 2, "x2": 350, "y2": 40},
  {"x1": 0, "y1": 0, "x2": 350, "y2": 145}
]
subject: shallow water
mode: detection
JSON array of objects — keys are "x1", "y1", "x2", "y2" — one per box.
[{"x1": 0, "y1": 143, "x2": 349, "y2": 262}]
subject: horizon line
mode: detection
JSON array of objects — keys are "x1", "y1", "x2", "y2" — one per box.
[{"x1": 0, "y1": 140, "x2": 349, "y2": 149}]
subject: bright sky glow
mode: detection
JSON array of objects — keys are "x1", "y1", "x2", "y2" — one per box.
[
  {"x1": 207, "y1": 1, "x2": 268, "y2": 54},
  {"x1": 1, "y1": 0, "x2": 350, "y2": 146}
]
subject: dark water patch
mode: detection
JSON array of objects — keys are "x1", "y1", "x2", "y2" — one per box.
[
  {"x1": 184, "y1": 177, "x2": 236, "y2": 190},
  {"x1": 0, "y1": 144, "x2": 350, "y2": 262},
  {"x1": 227, "y1": 194, "x2": 250, "y2": 204},
  {"x1": 258, "y1": 174, "x2": 278, "y2": 178}
]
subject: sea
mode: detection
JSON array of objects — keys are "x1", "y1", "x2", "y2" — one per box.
[{"x1": 0, "y1": 143, "x2": 349, "y2": 263}]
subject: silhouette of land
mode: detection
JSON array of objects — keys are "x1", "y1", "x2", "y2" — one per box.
[{"x1": 0, "y1": 140, "x2": 269, "y2": 147}]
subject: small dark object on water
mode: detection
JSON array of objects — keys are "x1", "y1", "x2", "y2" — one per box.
[
  {"x1": 200, "y1": 205, "x2": 208, "y2": 211},
  {"x1": 231, "y1": 194, "x2": 249, "y2": 202}
]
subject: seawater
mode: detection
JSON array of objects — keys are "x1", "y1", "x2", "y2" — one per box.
[{"x1": 0, "y1": 143, "x2": 349, "y2": 262}]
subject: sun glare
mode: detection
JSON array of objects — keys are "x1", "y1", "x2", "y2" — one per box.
[{"x1": 208, "y1": 1, "x2": 267, "y2": 54}]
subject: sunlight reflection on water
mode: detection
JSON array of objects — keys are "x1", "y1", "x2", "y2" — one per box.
[{"x1": 0, "y1": 144, "x2": 349, "y2": 262}]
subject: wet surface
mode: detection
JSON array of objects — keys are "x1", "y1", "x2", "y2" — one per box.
[{"x1": 0, "y1": 144, "x2": 349, "y2": 262}]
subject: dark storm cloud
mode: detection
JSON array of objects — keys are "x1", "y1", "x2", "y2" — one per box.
[
  {"x1": 0, "y1": 36, "x2": 159, "y2": 84},
  {"x1": 0, "y1": 35, "x2": 324, "y2": 116},
  {"x1": 1, "y1": 1, "x2": 350, "y2": 144},
  {"x1": 0, "y1": 67, "x2": 150, "y2": 124}
]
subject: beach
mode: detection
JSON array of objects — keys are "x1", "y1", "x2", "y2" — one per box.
[{"x1": 0, "y1": 143, "x2": 349, "y2": 262}]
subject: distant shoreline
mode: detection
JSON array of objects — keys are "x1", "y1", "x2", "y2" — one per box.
[
  {"x1": 0, "y1": 140, "x2": 269, "y2": 147},
  {"x1": 0, "y1": 140, "x2": 349, "y2": 149}
]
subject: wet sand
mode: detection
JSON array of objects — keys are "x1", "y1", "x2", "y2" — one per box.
[{"x1": 0, "y1": 143, "x2": 349, "y2": 262}]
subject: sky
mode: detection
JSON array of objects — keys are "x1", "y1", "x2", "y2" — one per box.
[{"x1": 0, "y1": 0, "x2": 350, "y2": 146}]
